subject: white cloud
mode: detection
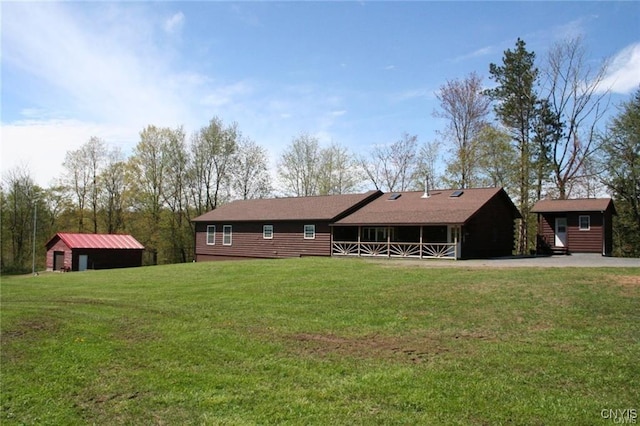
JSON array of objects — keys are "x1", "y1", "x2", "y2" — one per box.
[
  {"x1": 0, "y1": 3, "x2": 209, "y2": 185},
  {"x1": 452, "y1": 45, "x2": 494, "y2": 63},
  {"x1": 164, "y1": 11, "x2": 185, "y2": 34},
  {"x1": 1, "y1": 119, "x2": 134, "y2": 187},
  {"x1": 598, "y1": 42, "x2": 640, "y2": 94},
  {"x1": 200, "y1": 81, "x2": 255, "y2": 108}
]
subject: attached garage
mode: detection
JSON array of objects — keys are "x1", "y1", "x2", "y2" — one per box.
[{"x1": 45, "y1": 233, "x2": 145, "y2": 271}]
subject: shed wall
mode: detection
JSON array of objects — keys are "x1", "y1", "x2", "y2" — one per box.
[
  {"x1": 46, "y1": 239, "x2": 72, "y2": 271},
  {"x1": 538, "y1": 212, "x2": 607, "y2": 254},
  {"x1": 71, "y1": 249, "x2": 144, "y2": 270}
]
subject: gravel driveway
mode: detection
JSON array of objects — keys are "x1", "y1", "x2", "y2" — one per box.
[{"x1": 367, "y1": 253, "x2": 640, "y2": 268}]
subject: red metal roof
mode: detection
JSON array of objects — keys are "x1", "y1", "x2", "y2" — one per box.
[{"x1": 47, "y1": 233, "x2": 145, "y2": 250}]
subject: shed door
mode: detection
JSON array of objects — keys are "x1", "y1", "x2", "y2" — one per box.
[
  {"x1": 78, "y1": 255, "x2": 88, "y2": 271},
  {"x1": 53, "y1": 251, "x2": 64, "y2": 271},
  {"x1": 555, "y1": 217, "x2": 567, "y2": 247}
]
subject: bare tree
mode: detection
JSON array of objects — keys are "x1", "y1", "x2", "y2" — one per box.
[
  {"x1": 129, "y1": 125, "x2": 170, "y2": 265},
  {"x1": 317, "y1": 143, "x2": 364, "y2": 195},
  {"x1": 85, "y1": 137, "x2": 107, "y2": 233},
  {"x1": 541, "y1": 36, "x2": 610, "y2": 199},
  {"x1": 411, "y1": 139, "x2": 442, "y2": 191},
  {"x1": 231, "y1": 138, "x2": 272, "y2": 200},
  {"x1": 277, "y1": 133, "x2": 322, "y2": 197},
  {"x1": 434, "y1": 72, "x2": 491, "y2": 188},
  {"x1": 360, "y1": 133, "x2": 418, "y2": 192},
  {"x1": 189, "y1": 117, "x2": 238, "y2": 213},
  {"x1": 162, "y1": 126, "x2": 191, "y2": 263},
  {"x1": 100, "y1": 146, "x2": 127, "y2": 234},
  {"x1": 476, "y1": 124, "x2": 517, "y2": 191},
  {"x1": 62, "y1": 145, "x2": 92, "y2": 232}
]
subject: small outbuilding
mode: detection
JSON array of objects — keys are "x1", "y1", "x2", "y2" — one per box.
[
  {"x1": 45, "y1": 233, "x2": 145, "y2": 271},
  {"x1": 531, "y1": 198, "x2": 616, "y2": 256}
]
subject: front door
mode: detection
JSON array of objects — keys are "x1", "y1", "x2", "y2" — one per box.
[{"x1": 555, "y1": 217, "x2": 567, "y2": 247}]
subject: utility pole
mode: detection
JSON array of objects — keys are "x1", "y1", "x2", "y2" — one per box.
[{"x1": 32, "y1": 201, "x2": 37, "y2": 276}]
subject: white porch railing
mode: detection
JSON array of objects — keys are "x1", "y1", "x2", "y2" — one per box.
[{"x1": 332, "y1": 241, "x2": 457, "y2": 259}]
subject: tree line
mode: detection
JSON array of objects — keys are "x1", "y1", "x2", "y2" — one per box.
[{"x1": 2, "y1": 37, "x2": 639, "y2": 272}]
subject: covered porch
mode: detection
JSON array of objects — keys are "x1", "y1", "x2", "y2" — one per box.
[{"x1": 331, "y1": 225, "x2": 462, "y2": 260}]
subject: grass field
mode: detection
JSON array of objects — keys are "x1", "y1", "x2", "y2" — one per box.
[{"x1": 1, "y1": 258, "x2": 638, "y2": 425}]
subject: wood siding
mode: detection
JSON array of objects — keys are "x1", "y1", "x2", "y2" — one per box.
[
  {"x1": 462, "y1": 192, "x2": 517, "y2": 258},
  {"x1": 46, "y1": 239, "x2": 72, "y2": 271},
  {"x1": 537, "y1": 210, "x2": 613, "y2": 255},
  {"x1": 194, "y1": 221, "x2": 332, "y2": 261}
]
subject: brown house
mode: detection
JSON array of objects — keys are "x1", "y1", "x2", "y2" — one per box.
[
  {"x1": 333, "y1": 187, "x2": 521, "y2": 259},
  {"x1": 45, "y1": 233, "x2": 145, "y2": 271},
  {"x1": 531, "y1": 198, "x2": 616, "y2": 256},
  {"x1": 192, "y1": 191, "x2": 383, "y2": 261},
  {"x1": 193, "y1": 187, "x2": 521, "y2": 261}
]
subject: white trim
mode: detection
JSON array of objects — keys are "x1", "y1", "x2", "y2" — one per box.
[
  {"x1": 579, "y1": 215, "x2": 591, "y2": 231},
  {"x1": 263, "y1": 224, "x2": 274, "y2": 239},
  {"x1": 206, "y1": 225, "x2": 216, "y2": 245},
  {"x1": 223, "y1": 225, "x2": 232, "y2": 246},
  {"x1": 304, "y1": 224, "x2": 316, "y2": 239}
]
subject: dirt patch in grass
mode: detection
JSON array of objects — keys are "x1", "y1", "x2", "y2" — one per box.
[
  {"x1": 0, "y1": 317, "x2": 60, "y2": 343},
  {"x1": 287, "y1": 331, "x2": 494, "y2": 363},
  {"x1": 613, "y1": 275, "x2": 640, "y2": 296}
]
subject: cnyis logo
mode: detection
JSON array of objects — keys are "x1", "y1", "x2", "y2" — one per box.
[{"x1": 601, "y1": 409, "x2": 637, "y2": 424}]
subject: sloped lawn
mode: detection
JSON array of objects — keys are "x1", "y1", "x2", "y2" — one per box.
[{"x1": 1, "y1": 258, "x2": 638, "y2": 424}]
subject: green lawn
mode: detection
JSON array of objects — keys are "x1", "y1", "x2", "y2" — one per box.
[{"x1": 1, "y1": 258, "x2": 638, "y2": 425}]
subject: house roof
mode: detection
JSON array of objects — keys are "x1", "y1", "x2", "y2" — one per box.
[
  {"x1": 46, "y1": 233, "x2": 145, "y2": 250},
  {"x1": 531, "y1": 198, "x2": 615, "y2": 214},
  {"x1": 191, "y1": 190, "x2": 383, "y2": 222},
  {"x1": 334, "y1": 187, "x2": 521, "y2": 226}
]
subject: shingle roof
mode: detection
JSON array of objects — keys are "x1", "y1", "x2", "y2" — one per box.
[
  {"x1": 191, "y1": 190, "x2": 383, "y2": 222},
  {"x1": 47, "y1": 233, "x2": 145, "y2": 250},
  {"x1": 334, "y1": 187, "x2": 520, "y2": 225},
  {"x1": 531, "y1": 198, "x2": 615, "y2": 214}
]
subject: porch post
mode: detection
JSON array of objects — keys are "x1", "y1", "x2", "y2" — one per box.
[
  {"x1": 357, "y1": 226, "x2": 361, "y2": 256},
  {"x1": 419, "y1": 226, "x2": 423, "y2": 259},
  {"x1": 454, "y1": 229, "x2": 458, "y2": 260},
  {"x1": 330, "y1": 226, "x2": 334, "y2": 257},
  {"x1": 387, "y1": 226, "x2": 391, "y2": 258}
]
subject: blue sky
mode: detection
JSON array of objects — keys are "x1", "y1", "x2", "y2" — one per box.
[{"x1": 2, "y1": 1, "x2": 639, "y2": 187}]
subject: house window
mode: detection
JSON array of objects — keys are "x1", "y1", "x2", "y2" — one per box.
[
  {"x1": 263, "y1": 225, "x2": 273, "y2": 239},
  {"x1": 304, "y1": 224, "x2": 316, "y2": 239},
  {"x1": 206, "y1": 225, "x2": 216, "y2": 245},
  {"x1": 223, "y1": 225, "x2": 232, "y2": 245},
  {"x1": 579, "y1": 215, "x2": 590, "y2": 231}
]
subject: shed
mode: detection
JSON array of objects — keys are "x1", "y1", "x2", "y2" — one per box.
[
  {"x1": 531, "y1": 198, "x2": 616, "y2": 256},
  {"x1": 45, "y1": 233, "x2": 145, "y2": 271}
]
